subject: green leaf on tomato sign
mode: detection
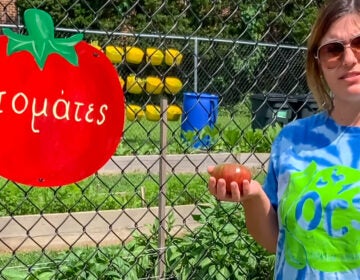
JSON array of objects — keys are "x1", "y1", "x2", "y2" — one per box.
[{"x1": 3, "y1": 9, "x2": 82, "y2": 70}]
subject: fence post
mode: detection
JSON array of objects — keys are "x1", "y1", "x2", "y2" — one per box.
[
  {"x1": 158, "y1": 94, "x2": 168, "y2": 279},
  {"x1": 194, "y1": 37, "x2": 198, "y2": 93}
]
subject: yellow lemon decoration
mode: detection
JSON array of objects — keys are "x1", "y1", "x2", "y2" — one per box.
[
  {"x1": 125, "y1": 46, "x2": 145, "y2": 64},
  {"x1": 146, "y1": 47, "x2": 164, "y2": 66},
  {"x1": 146, "y1": 76, "x2": 164, "y2": 95},
  {"x1": 105, "y1": 45, "x2": 124, "y2": 63},
  {"x1": 126, "y1": 105, "x2": 145, "y2": 121},
  {"x1": 167, "y1": 104, "x2": 182, "y2": 121},
  {"x1": 118, "y1": 76, "x2": 125, "y2": 89},
  {"x1": 145, "y1": 105, "x2": 161, "y2": 121},
  {"x1": 90, "y1": 41, "x2": 102, "y2": 51},
  {"x1": 126, "y1": 74, "x2": 145, "y2": 94},
  {"x1": 164, "y1": 77, "x2": 183, "y2": 94},
  {"x1": 165, "y1": 48, "x2": 183, "y2": 66}
]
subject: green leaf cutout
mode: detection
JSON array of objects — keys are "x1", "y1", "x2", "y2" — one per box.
[{"x1": 3, "y1": 8, "x2": 83, "y2": 70}]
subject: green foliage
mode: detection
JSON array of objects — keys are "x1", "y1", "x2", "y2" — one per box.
[
  {"x1": 264, "y1": 1, "x2": 319, "y2": 44},
  {"x1": 14, "y1": 1, "x2": 317, "y2": 106},
  {"x1": 240, "y1": 123, "x2": 282, "y2": 153},
  {"x1": 167, "y1": 202, "x2": 275, "y2": 279},
  {"x1": 16, "y1": 0, "x2": 319, "y2": 44},
  {"x1": 118, "y1": 100, "x2": 284, "y2": 155},
  {"x1": 117, "y1": 122, "x2": 282, "y2": 156},
  {"x1": 18, "y1": 202, "x2": 274, "y2": 279},
  {"x1": 26, "y1": 247, "x2": 139, "y2": 280},
  {"x1": 178, "y1": 123, "x2": 282, "y2": 154},
  {"x1": 16, "y1": 0, "x2": 122, "y2": 30}
]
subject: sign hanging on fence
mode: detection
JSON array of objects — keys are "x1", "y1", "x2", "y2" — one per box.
[{"x1": 0, "y1": 9, "x2": 125, "y2": 187}]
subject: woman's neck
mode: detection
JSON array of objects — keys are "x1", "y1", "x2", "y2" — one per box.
[{"x1": 331, "y1": 100, "x2": 360, "y2": 126}]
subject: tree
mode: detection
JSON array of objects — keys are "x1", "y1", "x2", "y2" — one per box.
[{"x1": 15, "y1": 0, "x2": 319, "y2": 45}]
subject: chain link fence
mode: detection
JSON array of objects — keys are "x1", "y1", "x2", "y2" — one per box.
[{"x1": 0, "y1": 0, "x2": 322, "y2": 279}]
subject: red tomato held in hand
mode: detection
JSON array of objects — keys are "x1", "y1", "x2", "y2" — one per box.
[
  {"x1": 0, "y1": 9, "x2": 125, "y2": 186},
  {"x1": 210, "y1": 163, "x2": 252, "y2": 193}
]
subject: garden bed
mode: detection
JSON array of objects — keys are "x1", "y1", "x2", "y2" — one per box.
[{"x1": 0, "y1": 205, "x2": 200, "y2": 252}]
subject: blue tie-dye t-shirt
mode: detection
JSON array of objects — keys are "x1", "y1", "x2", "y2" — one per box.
[{"x1": 263, "y1": 111, "x2": 360, "y2": 279}]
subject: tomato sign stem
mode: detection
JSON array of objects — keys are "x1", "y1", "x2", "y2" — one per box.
[{"x1": 3, "y1": 9, "x2": 83, "y2": 69}]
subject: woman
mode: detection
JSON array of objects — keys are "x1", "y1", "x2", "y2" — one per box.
[{"x1": 208, "y1": 0, "x2": 360, "y2": 278}]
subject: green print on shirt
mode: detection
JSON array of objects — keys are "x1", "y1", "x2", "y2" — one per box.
[{"x1": 279, "y1": 162, "x2": 360, "y2": 272}]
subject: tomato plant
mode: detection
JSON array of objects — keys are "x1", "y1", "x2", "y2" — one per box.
[{"x1": 0, "y1": 9, "x2": 125, "y2": 186}]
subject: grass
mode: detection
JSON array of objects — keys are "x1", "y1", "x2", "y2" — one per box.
[
  {"x1": 0, "y1": 250, "x2": 62, "y2": 278},
  {"x1": 0, "y1": 173, "x2": 209, "y2": 216},
  {"x1": 0, "y1": 246, "x2": 120, "y2": 279}
]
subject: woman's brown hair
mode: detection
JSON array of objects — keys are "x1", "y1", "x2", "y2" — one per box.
[{"x1": 306, "y1": 0, "x2": 360, "y2": 111}]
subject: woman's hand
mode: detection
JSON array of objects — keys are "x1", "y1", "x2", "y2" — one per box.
[
  {"x1": 208, "y1": 165, "x2": 278, "y2": 252},
  {"x1": 207, "y1": 166, "x2": 263, "y2": 203}
]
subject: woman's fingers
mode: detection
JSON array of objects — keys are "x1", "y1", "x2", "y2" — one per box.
[
  {"x1": 208, "y1": 176, "x2": 243, "y2": 202},
  {"x1": 242, "y1": 180, "x2": 251, "y2": 197},
  {"x1": 208, "y1": 176, "x2": 217, "y2": 196},
  {"x1": 214, "y1": 178, "x2": 227, "y2": 199},
  {"x1": 208, "y1": 169, "x2": 257, "y2": 203},
  {"x1": 208, "y1": 177, "x2": 228, "y2": 200},
  {"x1": 230, "y1": 181, "x2": 241, "y2": 201},
  {"x1": 207, "y1": 165, "x2": 215, "y2": 174}
]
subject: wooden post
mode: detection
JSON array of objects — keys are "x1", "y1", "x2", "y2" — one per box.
[{"x1": 158, "y1": 95, "x2": 168, "y2": 279}]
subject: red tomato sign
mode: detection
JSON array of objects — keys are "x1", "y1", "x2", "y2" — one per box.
[{"x1": 0, "y1": 9, "x2": 125, "y2": 186}]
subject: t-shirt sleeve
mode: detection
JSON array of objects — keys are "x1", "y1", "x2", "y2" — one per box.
[
  {"x1": 262, "y1": 133, "x2": 282, "y2": 211},
  {"x1": 263, "y1": 155, "x2": 278, "y2": 211}
]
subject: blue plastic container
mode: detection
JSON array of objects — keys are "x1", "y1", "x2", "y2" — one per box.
[{"x1": 181, "y1": 92, "x2": 219, "y2": 148}]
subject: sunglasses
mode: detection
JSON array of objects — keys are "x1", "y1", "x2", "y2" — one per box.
[{"x1": 315, "y1": 34, "x2": 360, "y2": 69}]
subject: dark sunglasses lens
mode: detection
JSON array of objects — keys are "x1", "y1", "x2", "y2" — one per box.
[
  {"x1": 351, "y1": 36, "x2": 360, "y2": 53},
  {"x1": 318, "y1": 42, "x2": 344, "y2": 68}
]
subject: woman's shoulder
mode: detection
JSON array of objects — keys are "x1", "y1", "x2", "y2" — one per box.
[
  {"x1": 278, "y1": 111, "x2": 327, "y2": 136},
  {"x1": 272, "y1": 111, "x2": 329, "y2": 147}
]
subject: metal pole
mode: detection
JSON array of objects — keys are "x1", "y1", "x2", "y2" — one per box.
[
  {"x1": 158, "y1": 95, "x2": 168, "y2": 279},
  {"x1": 194, "y1": 37, "x2": 198, "y2": 93}
]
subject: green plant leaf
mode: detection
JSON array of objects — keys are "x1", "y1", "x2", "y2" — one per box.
[
  {"x1": 199, "y1": 257, "x2": 212, "y2": 268},
  {"x1": 167, "y1": 246, "x2": 182, "y2": 263},
  {"x1": 2, "y1": 269, "x2": 29, "y2": 280},
  {"x1": 217, "y1": 266, "x2": 231, "y2": 280},
  {"x1": 223, "y1": 127, "x2": 241, "y2": 146},
  {"x1": 209, "y1": 264, "x2": 217, "y2": 277}
]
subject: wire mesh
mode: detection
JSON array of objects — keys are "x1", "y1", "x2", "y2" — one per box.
[{"x1": 0, "y1": 0, "x2": 321, "y2": 279}]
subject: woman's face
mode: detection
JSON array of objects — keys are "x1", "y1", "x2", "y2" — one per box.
[{"x1": 319, "y1": 14, "x2": 360, "y2": 106}]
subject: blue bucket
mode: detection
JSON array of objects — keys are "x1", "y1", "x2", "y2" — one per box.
[{"x1": 181, "y1": 92, "x2": 219, "y2": 148}]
